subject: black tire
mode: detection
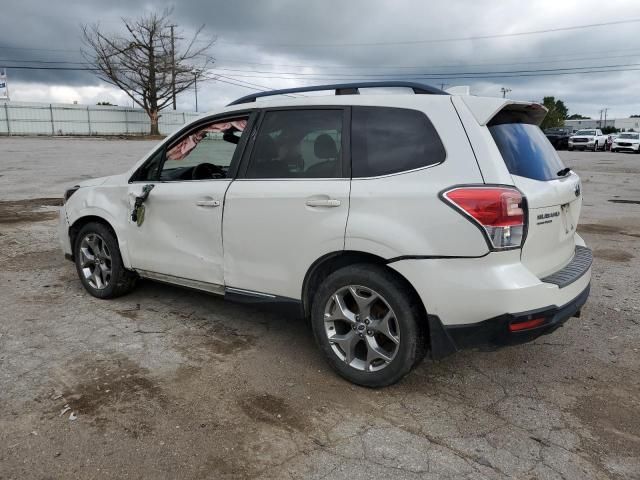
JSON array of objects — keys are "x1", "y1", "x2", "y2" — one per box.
[
  {"x1": 568, "y1": 147, "x2": 574, "y2": 151},
  {"x1": 592, "y1": 142, "x2": 598, "y2": 152},
  {"x1": 74, "y1": 222, "x2": 137, "y2": 299},
  {"x1": 310, "y1": 263, "x2": 427, "y2": 387}
]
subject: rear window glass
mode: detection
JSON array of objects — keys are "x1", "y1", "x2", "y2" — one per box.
[
  {"x1": 489, "y1": 123, "x2": 565, "y2": 181},
  {"x1": 351, "y1": 107, "x2": 445, "y2": 178}
]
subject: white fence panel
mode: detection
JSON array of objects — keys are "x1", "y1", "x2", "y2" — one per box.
[
  {"x1": 0, "y1": 101, "x2": 201, "y2": 136},
  {"x1": 53, "y1": 105, "x2": 92, "y2": 135},
  {"x1": 7, "y1": 104, "x2": 52, "y2": 135},
  {"x1": 88, "y1": 106, "x2": 130, "y2": 135},
  {"x1": 0, "y1": 103, "x2": 9, "y2": 134}
]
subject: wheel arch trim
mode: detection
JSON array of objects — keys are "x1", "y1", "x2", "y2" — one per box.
[
  {"x1": 301, "y1": 250, "x2": 428, "y2": 322},
  {"x1": 68, "y1": 209, "x2": 131, "y2": 268}
]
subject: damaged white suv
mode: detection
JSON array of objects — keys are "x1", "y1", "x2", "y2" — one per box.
[{"x1": 59, "y1": 82, "x2": 592, "y2": 387}]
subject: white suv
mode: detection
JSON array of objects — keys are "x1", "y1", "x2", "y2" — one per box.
[
  {"x1": 59, "y1": 82, "x2": 592, "y2": 387},
  {"x1": 611, "y1": 132, "x2": 640, "y2": 153}
]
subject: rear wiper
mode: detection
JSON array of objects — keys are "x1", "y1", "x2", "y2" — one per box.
[{"x1": 557, "y1": 167, "x2": 571, "y2": 177}]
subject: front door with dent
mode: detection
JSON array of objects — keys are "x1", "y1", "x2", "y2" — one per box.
[{"x1": 126, "y1": 115, "x2": 251, "y2": 286}]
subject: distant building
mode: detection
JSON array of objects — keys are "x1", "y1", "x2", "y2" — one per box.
[{"x1": 565, "y1": 118, "x2": 640, "y2": 132}]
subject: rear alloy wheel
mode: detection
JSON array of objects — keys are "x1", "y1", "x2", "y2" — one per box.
[
  {"x1": 74, "y1": 222, "x2": 137, "y2": 299},
  {"x1": 311, "y1": 264, "x2": 426, "y2": 387},
  {"x1": 323, "y1": 285, "x2": 400, "y2": 372}
]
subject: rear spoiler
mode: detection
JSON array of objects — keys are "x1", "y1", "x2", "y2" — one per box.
[{"x1": 460, "y1": 96, "x2": 548, "y2": 127}]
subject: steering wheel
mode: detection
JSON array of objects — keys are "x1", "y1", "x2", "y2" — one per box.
[{"x1": 191, "y1": 163, "x2": 225, "y2": 180}]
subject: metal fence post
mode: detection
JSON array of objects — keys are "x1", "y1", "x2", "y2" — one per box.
[
  {"x1": 49, "y1": 104, "x2": 55, "y2": 135},
  {"x1": 5, "y1": 102, "x2": 11, "y2": 136},
  {"x1": 182, "y1": 112, "x2": 186, "y2": 125},
  {"x1": 87, "y1": 106, "x2": 91, "y2": 136},
  {"x1": 125, "y1": 109, "x2": 129, "y2": 135}
]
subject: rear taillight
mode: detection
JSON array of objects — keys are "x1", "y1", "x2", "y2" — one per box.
[{"x1": 442, "y1": 186, "x2": 526, "y2": 250}]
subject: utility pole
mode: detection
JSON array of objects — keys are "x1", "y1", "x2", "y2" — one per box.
[
  {"x1": 603, "y1": 108, "x2": 608, "y2": 128},
  {"x1": 500, "y1": 87, "x2": 511, "y2": 98},
  {"x1": 598, "y1": 109, "x2": 603, "y2": 128},
  {"x1": 170, "y1": 25, "x2": 176, "y2": 110},
  {"x1": 192, "y1": 69, "x2": 201, "y2": 112}
]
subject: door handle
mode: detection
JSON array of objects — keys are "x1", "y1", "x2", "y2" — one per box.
[
  {"x1": 305, "y1": 198, "x2": 341, "y2": 208},
  {"x1": 196, "y1": 199, "x2": 221, "y2": 207}
]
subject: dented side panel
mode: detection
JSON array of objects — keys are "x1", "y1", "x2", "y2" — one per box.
[
  {"x1": 124, "y1": 180, "x2": 230, "y2": 286},
  {"x1": 62, "y1": 179, "x2": 132, "y2": 267}
]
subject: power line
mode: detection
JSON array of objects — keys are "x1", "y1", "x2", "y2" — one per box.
[
  {"x1": 205, "y1": 66, "x2": 640, "y2": 81},
  {"x1": 213, "y1": 51, "x2": 640, "y2": 72},
  {"x1": 205, "y1": 74, "x2": 302, "y2": 98},
  {"x1": 204, "y1": 74, "x2": 269, "y2": 91},
  {"x1": 4, "y1": 63, "x2": 640, "y2": 81},
  {"x1": 216, "y1": 18, "x2": 640, "y2": 48},
  {"x1": 4, "y1": 51, "x2": 639, "y2": 72},
  {"x1": 0, "y1": 45, "x2": 81, "y2": 53},
  {"x1": 211, "y1": 45, "x2": 640, "y2": 69},
  {"x1": 3, "y1": 46, "x2": 640, "y2": 73},
  {"x1": 1, "y1": 18, "x2": 639, "y2": 54},
  {"x1": 0, "y1": 65, "x2": 98, "y2": 71},
  {"x1": 206, "y1": 76, "x2": 267, "y2": 91},
  {"x1": 5, "y1": 60, "x2": 640, "y2": 77},
  {"x1": 0, "y1": 59, "x2": 90, "y2": 65},
  {"x1": 205, "y1": 61, "x2": 640, "y2": 78}
]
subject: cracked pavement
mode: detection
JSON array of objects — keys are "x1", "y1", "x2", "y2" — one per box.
[{"x1": 0, "y1": 138, "x2": 639, "y2": 479}]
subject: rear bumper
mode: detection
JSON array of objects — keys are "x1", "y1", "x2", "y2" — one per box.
[
  {"x1": 388, "y1": 240, "x2": 592, "y2": 359},
  {"x1": 428, "y1": 284, "x2": 589, "y2": 358}
]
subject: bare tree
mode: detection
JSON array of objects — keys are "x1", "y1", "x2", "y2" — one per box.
[{"x1": 82, "y1": 9, "x2": 214, "y2": 135}]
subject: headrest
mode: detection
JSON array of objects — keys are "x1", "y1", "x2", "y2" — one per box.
[
  {"x1": 314, "y1": 134, "x2": 338, "y2": 159},
  {"x1": 256, "y1": 135, "x2": 278, "y2": 160}
]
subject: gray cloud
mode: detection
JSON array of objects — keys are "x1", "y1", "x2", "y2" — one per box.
[{"x1": 1, "y1": 0, "x2": 640, "y2": 117}]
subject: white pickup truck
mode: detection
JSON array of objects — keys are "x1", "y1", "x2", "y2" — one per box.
[{"x1": 568, "y1": 128, "x2": 608, "y2": 151}]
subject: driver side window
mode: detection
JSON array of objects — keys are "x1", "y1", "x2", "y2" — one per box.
[{"x1": 159, "y1": 117, "x2": 248, "y2": 181}]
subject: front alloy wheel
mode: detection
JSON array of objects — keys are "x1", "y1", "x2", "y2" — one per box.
[
  {"x1": 324, "y1": 285, "x2": 400, "y2": 372},
  {"x1": 73, "y1": 221, "x2": 137, "y2": 299},
  {"x1": 79, "y1": 232, "x2": 112, "y2": 289}
]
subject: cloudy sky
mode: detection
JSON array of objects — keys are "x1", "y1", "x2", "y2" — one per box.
[{"x1": 2, "y1": 0, "x2": 640, "y2": 119}]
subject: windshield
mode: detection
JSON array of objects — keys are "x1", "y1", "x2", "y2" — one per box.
[
  {"x1": 489, "y1": 123, "x2": 566, "y2": 181},
  {"x1": 619, "y1": 133, "x2": 639, "y2": 139},
  {"x1": 575, "y1": 130, "x2": 596, "y2": 136}
]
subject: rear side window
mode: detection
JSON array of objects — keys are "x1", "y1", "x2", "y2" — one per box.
[
  {"x1": 245, "y1": 109, "x2": 343, "y2": 179},
  {"x1": 351, "y1": 107, "x2": 445, "y2": 178},
  {"x1": 489, "y1": 123, "x2": 565, "y2": 181}
]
